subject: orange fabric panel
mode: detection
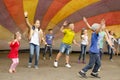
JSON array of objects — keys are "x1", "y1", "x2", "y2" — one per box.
[
  {"x1": 4, "y1": 0, "x2": 27, "y2": 32},
  {"x1": 41, "y1": 0, "x2": 70, "y2": 30},
  {"x1": 74, "y1": 11, "x2": 120, "y2": 32}
]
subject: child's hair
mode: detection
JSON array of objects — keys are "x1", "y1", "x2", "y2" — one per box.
[
  {"x1": 81, "y1": 28, "x2": 86, "y2": 39},
  {"x1": 48, "y1": 29, "x2": 53, "y2": 31},
  {"x1": 14, "y1": 33, "x2": 17, "y2": 39},
  {"x1": 109, "y1": 30, "x2": 116, "y2": 36}
]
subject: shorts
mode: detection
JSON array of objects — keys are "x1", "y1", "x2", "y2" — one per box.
[{"x1": 59, "y1": 42, "x2": 72, "y2": 55}]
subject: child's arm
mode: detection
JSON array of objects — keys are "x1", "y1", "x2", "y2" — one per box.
[
  {"x1": 24, "y1": 11, "x2": 32, "y2": 29},
  {"x1": 95, "y1": 19, "x2": 105, "y2": 34},
  {"x1": 73, "y1": 39, "x2": 80, "y2": 47},
  {"x1": 60, "y1": 21, "x2": 68, "y2": 32},
  {"x1": 104, "y1": 29, "x2": 116, "y2": 51},
  {"x1": 83, "y1": 17, "x2": 92, "y2": 30},
  {"x1": 40, "y1": 29, "x2": 47, "y2": 45}
]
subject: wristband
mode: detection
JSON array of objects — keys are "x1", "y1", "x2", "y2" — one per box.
[{"x1": 25, "y1": 17, "x2": 28, "y2": 18}]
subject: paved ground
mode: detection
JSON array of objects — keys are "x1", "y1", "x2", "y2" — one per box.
[{"x1": 0, "y1": 51, "x2": 120, "y2": 80}]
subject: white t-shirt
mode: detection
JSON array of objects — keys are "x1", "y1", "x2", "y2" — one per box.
[
  {"x1": 118, "y1": 38, "x2": 120, "y2": 44},
  {"x1": 30, "y1": 28, "x2": 40, "y2": 45},
  {"x1": 81, "y1": 35, "x2": 88, "y2": 45}
]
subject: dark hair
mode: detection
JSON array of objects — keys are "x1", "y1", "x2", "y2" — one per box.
[
  {"x1": 48, "y1": 29, "x2": 53, "y2": 31},
  {"x1": 34, "y1": 19, "x2": 40, "y2": 31},
  {"x1": 81, "y1": 28, "x2": 86, "y2": 39}
]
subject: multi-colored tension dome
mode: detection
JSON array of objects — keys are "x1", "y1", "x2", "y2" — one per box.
[{"x1": 0, "y1": 0, "x2": 120, "y2": 50}]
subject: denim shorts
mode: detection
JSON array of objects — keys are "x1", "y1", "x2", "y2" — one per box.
[{"x1": 59, "y1": 42, "x2": 72, "y2": 55}]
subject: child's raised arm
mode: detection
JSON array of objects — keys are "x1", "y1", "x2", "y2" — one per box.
[{"x1": 83, "y1": 17, "x2": 92, "y2": 30}]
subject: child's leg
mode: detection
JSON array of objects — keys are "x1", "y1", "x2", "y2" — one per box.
[
  {"x1": 82, "y1": 45, "x2": 87, "y2": 62},
  {"x1": 49, "y1": 45, "x2": 52, "y2": 58},
  {"x1": 9, "y1": 58, "x2": 19, "y2": 73},
  {"x1": 43, "y1": 45, "x2": 48, "y2": 57},
  {"x1": 12, "y1": 58, "x2": 19, "y2": 71},
  {"x1": 92, "y1": 54, "x2": 101, "y2": 73},
  {"x1": 78, "y1": 44, "x2": 83, "y2": 61}
]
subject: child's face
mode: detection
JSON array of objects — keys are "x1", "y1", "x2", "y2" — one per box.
[
  {"x1": 35, "y1": 20, "x2": 40, "y2": 28},
  {"x1": 16, "y1": 32, "x2": 21, "y2": 41},
  {"x1": 49, "y1": 30, "x2": 53, "y2": 34},
  {"x1": 84, "y1": 30, "x2": 87, "y2": 34},
  {"x1": 69, "y1": 23, "x2": 74, "y2": 30}
]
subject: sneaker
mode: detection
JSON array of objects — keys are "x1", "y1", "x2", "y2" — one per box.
[
  {"x1": 98, "y1": 67, "x2": 101, "y2": 72},
  {"x1": 28, "y1": 63, "x2": 32, "y2": 68},
  {"x1": 90, "y1": 73, "x2": 100, "y2": 78},
  {"x1": 34, "y1": 66, "x2": 39, "y2": 69},
  {"x1": 79, "y1": 71, "x2": 87, "y2": 78},
  {"x1": 82, "y1": 61, "x2": 86, "y2": 64},
  {"x1": 65, "y1": 64, "x2": 71, "y2": 68},
  {"x1": 78, "y1": 60, "x2": 80, "y2": 64},
  {"x1": 54, "y1": 61, "x2": 58, "y2": 68},
  {"x1": 110, "y1": 59, "x2": 113, "y2": 62}
]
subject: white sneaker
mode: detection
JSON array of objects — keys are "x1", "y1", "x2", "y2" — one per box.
[
  {"x1": 54, "y1": 61, "x2": 58, "y2": 68},
  {"x1": 34, "y1": 66, "x2": 39, "y2": 69},
  {"x1": 65, "y1": 64, "x2": 71, "y2": 68},
  {"x1": 28, "y1": 63, "x2": 32, "y2": 68}
]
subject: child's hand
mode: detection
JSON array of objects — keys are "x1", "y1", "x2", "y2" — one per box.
[
  {"x1": 83, "y1": 17, "x2": 87, "y2": 23},
  {"x1": 24, "y1": 11, "x2": 28, "y2": 17},
  {"x1": 8, "y1": 42, "x2": 11, "y2": 44},
  {"x1": 63, "y1": 20, "x2": 68, "y2": 26},
  {"x1": 101, "y1": 19, "x2": 106, "y2": 28}
]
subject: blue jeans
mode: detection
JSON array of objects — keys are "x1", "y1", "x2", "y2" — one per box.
[
  {"x1": 107, "y1": 45, "x2": 114, "y2": 60},
  {"x1": 99, "y1": 48, "x2": 103, "y2": 60},
  {"x1": 82, "y1": 52, "x2": 101, "y2": 73},
  {"x1": 59, "y1": 42, "x2": 72, "y2": 55},
  {"x1": 78, "y1": 44, "x2": 87, "y2": 61},
  {"x1": 29, "y1": 43, "x2": 40, "y2": 66},
  {"x1": 43, "y1": 44, "x2": 52, "y2": 57}
]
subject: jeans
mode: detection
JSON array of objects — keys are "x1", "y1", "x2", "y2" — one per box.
[
  {"x1": 107, "y1": 45, "x2": 114, "y2": 60},
  {"x1": 43, "y1": 44, "x2": 52, "y2": 57},
  {"x1": 78, "y1": 44, "x2": 87, "y2": 61},
  {"x1": 82, "y1": 53, "x2": 101, "y2": 73},
  {"x1": 29, "y1": 43, "x2": 40, "y2": 66},
  {"x1": 99, "y1": 48, "x2": 103, "y2": 60}
]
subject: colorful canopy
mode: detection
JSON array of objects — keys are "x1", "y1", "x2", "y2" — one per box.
[{"x1": 0, "y1": 0, "x2": 120, "y2": 50}]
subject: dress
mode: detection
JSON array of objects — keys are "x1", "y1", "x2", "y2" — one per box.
[{"x1": 8, "y1": 41, "x2": 20, "y2": 58}]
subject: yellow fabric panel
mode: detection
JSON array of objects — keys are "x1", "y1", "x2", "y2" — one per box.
[
  {"x1": 23, "y1": 0, "x2": 38, "y2": 23},
  {"x1": 47, "y1": 0, "x2": 100, "y2": 30},
  {"x1": 107, "y1": 25, "x2": 120, "y2": 38},
  {"x1": 0, "y1": 25, "x2": 13, "y2": 40}
]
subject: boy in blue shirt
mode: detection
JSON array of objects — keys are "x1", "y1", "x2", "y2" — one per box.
[
  {"x1": 43, "y1": 29, "x2": 54, "y2": 60},
  {"x1": 79, "y1": 18, "x2": 115, "y2": 78}
]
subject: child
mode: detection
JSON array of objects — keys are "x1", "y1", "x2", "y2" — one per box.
[
  {"x1": 24, "y1": 11, "x2": 46, "y2": 69},
  {"x1": 53, "y1": 21, "x2": 79, "y2": 68},
  {"x1": 43, "y1": 29, "x2": 54, "y2": 60},
  {"x1": 78, "y1": 28, "x2": 88, "y2": 64},
  {"x1": 79, "y1": 18, "x2": 115, "y2": 78},
  {"x1": 8, "y1": 32, "x2": 21, "y2": 73},
  {"x1": 107, "y1": 31, "x2": 117, "y2": 61}
]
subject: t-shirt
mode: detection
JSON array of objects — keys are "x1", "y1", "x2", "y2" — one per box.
[
  {"x1": 98, "y1": 31, "x2": 105, "y2": 48},
  {"x1": 46, "y1": 34, "x2": 54, "y2": 45},
  {"x1": 8, "y1": 41, "x2": 20, "y2": 58},
  {"x1": 118, "y1": 38, "x2": 120, "y2": 44},
  {"x1": 81, "y1": 35, "x2": 88, "y2": 45},
  {"x1": 62, "y1": 29, "x2": 75, "y2": 45},
  {"x1": 30, "y1": 28, "x2": 39, "y2": 45},
  {"x1": 89, "y1": 32, "x2": 99, "y2": 54}
]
